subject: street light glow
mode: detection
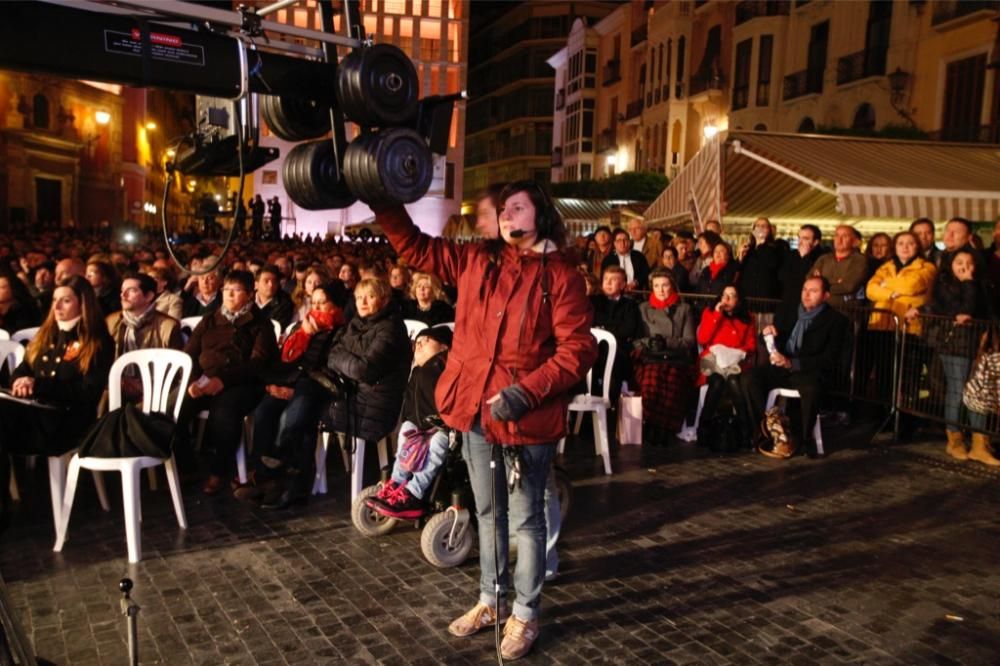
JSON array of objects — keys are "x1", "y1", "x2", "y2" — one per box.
[
  {"x1": 703, "y1": 123, "x2": 719, "y2": 139},
  {"x1": 94, "y1": 110, "x2": 111, "y2": 125},
  {"x1": 145, "y1": 121, "x2": 157, "y2": 130}
]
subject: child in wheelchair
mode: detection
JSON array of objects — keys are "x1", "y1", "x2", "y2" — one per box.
[{"x1": 366, "y1": 326, "x2": 452, "y2": 520}]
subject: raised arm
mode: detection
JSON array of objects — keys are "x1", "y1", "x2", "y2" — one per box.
[{"x1": 374, "y1": 204, "x2": 472, "y2": 287}]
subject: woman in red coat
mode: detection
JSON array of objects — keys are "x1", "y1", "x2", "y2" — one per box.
[
  {"x1": 695, "y1": 285, "x2": 756, "y2": 448},
  {"x1": 375, "y1": 181, "x2": 597, "y2": 660}
]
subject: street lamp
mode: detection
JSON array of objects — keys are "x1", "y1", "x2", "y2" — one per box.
[
  {"x1": 95, "y1": 110, "x2": 111, "y2": 125},
  {"x1": 145, "y1": 120, "x2": 157, "y2": 131},
  {"x1": 703, "y1": 123, "x2": 719, "y2": 139},
  {"x1": 887, "y1": 67, "x2": 916, "y2": 127}
]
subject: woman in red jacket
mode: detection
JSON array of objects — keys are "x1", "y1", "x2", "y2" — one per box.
[
  {"x1": 375, "y1": 181, "x2": 597, "y2": 661},
  {"x1": 694, "y1": 285, "x2": 756, "y2": 448}
]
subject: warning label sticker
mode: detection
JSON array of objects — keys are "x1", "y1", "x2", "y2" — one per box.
[{"x1": 104, "y1": 29, "x2": 205, "y2": 66}]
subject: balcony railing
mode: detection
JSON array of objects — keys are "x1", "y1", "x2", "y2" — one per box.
[
  {"x1": 662, "y1": 83, "x2": 670, "y2": 100},
  {"x1": 555, "y1": 88, "x2": 565, "y2": 110},
  {"x1": 646, "y1": 91, "x2": 653, "y2": 106},
  {"x1": 927, "y1": 125, "x2": 997, "y2": 143},
  {"x1": 625, "y1": 98, "x2": 644, "y2": 119},
  {"x1": 932, "y1": 1, "x2": 999, "y2": 26},
  {"x1": 597, "y1": 128, "x2": 617, "y2": 153},
  {"x1": 689, "y1": 71, "x2": 725, "y2": 96},
  {"x1": 732, "y1": 84, "x2": 749, "y2": 110},
  {"x1": 783, "y1": 68, "x2": 822, "y2": 100},
  {"x1": 631, "y1": 24, "x2": 647, "y2": 47},
  {"x1": 602, "y1": 59, "x2": 621, "y2": 86},
  {"x1": 837, "y1": 50, "x2": 886, "y2": 85},
  {"x1": 735, "y1": 0, "x2": 791, "y2": 25},
  {"x1": 552, "y1": 147, "x2": 563, "y2": 167},
  {"x1": 654, "y1": 88, "x2": 661, "y2": 104}
]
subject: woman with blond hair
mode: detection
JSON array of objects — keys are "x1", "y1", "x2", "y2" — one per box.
[
  {"x1": 0, "y1": 276, "x2": 114, "y2": 529},
  {"x1": 401, "y1": 271, "x2": 454, "y2": 326}
]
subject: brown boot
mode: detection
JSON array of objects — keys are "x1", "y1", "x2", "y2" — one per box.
[
  {"x1": 945, "y1": 431, "x2": 968, "y2": 461},
  {"x1": 968, "y1": 433, "x2": 1000, "y2": 467}
]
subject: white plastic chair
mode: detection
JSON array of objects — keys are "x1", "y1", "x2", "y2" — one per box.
[
  {"x1": 765, "y1": 388, "x2": 824, "y2": 456},
  {"x1": 271, "y1": 319, "x2": 282, "y2": 341},
  {"x1": 558, "y1": 328, "x2": 616, "y2": 475},
  {"x1": 55, "y1": 349, "x2": 192, "y2": 563},
  {"x1": 179, "y1": 316, "x2": 202, "y2": 340},
  {"x1": 11, "y1": 327, "x2": 39, "y2": 344},
  {"x1": 0, "y1": 328, "x2": 9, "y2": 341},
  {"x1": 316, "y1": 428, "x2": 388, "y2": 500},
  {"x1": 404, "y1": 319, "x2": 428, "y2": 341},
  {"x1": 1, "y1": 340, "x2": 25, "y2": 502},
  {"x1": 436, "y1": 322, "x2": 455, "y2": 332}
]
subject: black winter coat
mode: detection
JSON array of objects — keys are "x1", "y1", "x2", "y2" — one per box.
[
  {"x1": 255, "y1": 291, "x2": 295, "y2": 329},
  {"x1": 0, "y1": 300, "x2": 41, "y2": 334},
  {"x1": 400, "y1": 350, "x2": 446, "y2": 426},
  {"x1": 739, "y1": 240, "x2": 788, "y2": 301},
  {"x1": 326, "y1": 306, "x2": 412, "y2": 442},
  {"x1": 773, "y1": 303, "x2": 851, "y2": 383},
  {"x1": 401, "y1": 299, "x2": 455, "y2": 327},
  {"x1": 696, "y1": 262, "x2": 739, "y2": 299},
  {"x1": 778, "y1": 247, "x2": 826, "y2": 307},
  {"x1": 6, "y1": 324, "x2": 114, "y2": 455}
]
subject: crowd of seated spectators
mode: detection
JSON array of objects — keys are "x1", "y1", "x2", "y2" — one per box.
[{"x1": 1, "y1": 212, "x2": 999, "y2": 532}]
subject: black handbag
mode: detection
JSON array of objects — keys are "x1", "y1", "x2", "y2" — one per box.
[{"x1": 77, "y1": 403, "x2": 177, "y2": 458}]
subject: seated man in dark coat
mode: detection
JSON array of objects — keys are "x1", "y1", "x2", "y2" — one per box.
[
  {"x1": 589, "y1": 265, "x2": 642, "y2": 401},
  {"x1": 739, "y1": 276, "x2": 851, "y2": 459},
  {"x1": 253, "y1": 264, "x2": 295, "y2": 330}
]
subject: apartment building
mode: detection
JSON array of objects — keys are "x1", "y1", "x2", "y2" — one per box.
[
  {"x1": 551, "y1": 0, "x2": 999, "y2": 186},
  {"x1": 463, "y1": 1, "x2": 616, "y2": 198}
]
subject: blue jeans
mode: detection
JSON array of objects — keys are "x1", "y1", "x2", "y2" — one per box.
[
  {"x1": 940, "y1": 354, "x2": 986, "y2": 432},
  {"x1": 251, "y1": 378, "x2": 327, "y2": 475},
  {"x1": 464, "y1": 421, "x2": 556, "y2": 622},
  {"x1": 390, "y1": 421, "x2": 450, "y2": 499}
]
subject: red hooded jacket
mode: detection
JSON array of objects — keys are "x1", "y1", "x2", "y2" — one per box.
[{"x1": 375, "y1": 205, "x2": 597, "y2": 445}]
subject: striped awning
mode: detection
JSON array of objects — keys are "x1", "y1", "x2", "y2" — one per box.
[
  {"x1": 642, "y1": 136, "x2": 721, "y2": 231},
  {"x1": 644, "y1": 131, "x2": 1000, "y2": 226}
]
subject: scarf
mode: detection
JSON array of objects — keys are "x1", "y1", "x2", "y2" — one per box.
[
  {"x1": 57, "y1": 316, "x2": 81, "y2": 332},
  {"x1": 892, "y1": 255, "x2": 917, "y2": 272},
  {"x1": 649, "y1": 292, "x2": 679, "y2": 310},
  {"x1": 707, "y1": 261, "x2": 726, "y2": 280},
  {"x1": 121, "y1": 305, "x2": 157, "y2": 354},
  {"x1": 281, "y1": 307, "x2": 341, "y2": 363},
  {"x1": 220, "y1": 302, "x2": 253, "y2": 324},
  {"x1": 785, "y1": 303, "x2": 826, "y2": 357}
]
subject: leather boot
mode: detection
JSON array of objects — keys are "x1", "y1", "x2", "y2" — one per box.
[
  {"x1": 945, "y1": 430, "x2": 968, "y2": 461},
  {"x1": 968, "y1": 433, "x2": 1000, "y2": 467}
]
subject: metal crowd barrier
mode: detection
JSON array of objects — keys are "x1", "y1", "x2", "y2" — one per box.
[{"x1": 897, "y1": 313, "x2": 1000, "y2": 437}]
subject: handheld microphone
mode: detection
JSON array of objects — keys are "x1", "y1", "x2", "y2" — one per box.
[{"x1": 508, "y1": 229, "x2": 526, "y2": 238}]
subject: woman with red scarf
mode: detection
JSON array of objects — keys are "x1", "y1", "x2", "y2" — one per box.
[
  {"x1": 694, "y1": 286, "x2": 757, "y2": 448},
  {"x1": 696, "y1": 242, "x2": 739, "y2": 299},
  {"x1": 632, "y1": 269, "x2": 697, "y2": 444},
  {"x1": 236, "y1": 282, "x2": 347, "y2": 509}
]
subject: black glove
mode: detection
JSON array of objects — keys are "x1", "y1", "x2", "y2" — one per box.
[{"x1": 489, "y1": 384, "x2": 532, "y2": 423}]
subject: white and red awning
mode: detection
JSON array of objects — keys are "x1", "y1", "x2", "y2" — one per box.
[{"x1": 644, "y1": 131, "x2": 1000, "y2": 227}]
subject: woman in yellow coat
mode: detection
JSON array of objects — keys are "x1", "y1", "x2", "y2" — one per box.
[{"x1": 864, "y1": 231, "x2": 936, "y2": 402}]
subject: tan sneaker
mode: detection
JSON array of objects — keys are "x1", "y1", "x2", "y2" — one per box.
[
  {"x1": 447, "y1": 602, "x2": 509, "y2": 637},
  {"x1": 500, "y1": 615, "x2": 539, "y2": 661}
]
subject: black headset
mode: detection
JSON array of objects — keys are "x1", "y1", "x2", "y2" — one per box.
[{"x1": 499, "y1": 180, "x2": 558, "y2": 240}]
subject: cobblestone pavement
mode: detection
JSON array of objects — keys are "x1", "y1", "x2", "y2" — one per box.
[{"x1": 2, "y1": 427, "x2": 999, "y2": 665}]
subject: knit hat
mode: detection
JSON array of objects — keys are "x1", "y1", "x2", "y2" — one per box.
[{"x1": 415, "y1": 325, "x2": 453, "y2": 348}]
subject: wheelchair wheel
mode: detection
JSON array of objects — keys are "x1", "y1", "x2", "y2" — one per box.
[
  {"x1": 351, "y1": 484, "x2": 398, "y2": 536},
  {"x1": 554, "y1": 466, "x2": 572, "y2": 523},
  {"x1": 421, "y1": 510, "x2": 473, "y2": 568}
]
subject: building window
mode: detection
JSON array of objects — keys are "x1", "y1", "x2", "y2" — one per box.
[
  {"x1": 940, "y1": 53, "x2": 987, "y2": 141},
  {"x1": 675, "y1": 36, "x2": 686, "y2": 98},
  {"x1": 863, "y1": 0, "x2": 892, "y2": 77},
  {"x1": 757, "y1": 35, "x2": 773, "y2": 106},
  {"x1": 798, "y1": 117, "x2": 816, "y2": 133},
  {"x1": 852, "y1": 103, "x2": 876, "y2": 131},
  {"x1": 262, "y1": 170, "x2": 278, "y2": 185},
  {"x1": 445, "y1": 162, "x2": 454, "y2": 199},
  {"x1": 806, "y1": 21, "x2": 829, "y2": 94},
  {"x1": 732, "y1": 39, "x2": 752, "y2": 110},
  {"x1": 581, "y1": 163, "x2": 592, "y2": 180},
  {"x1": 32, "y1": 94, "x2": 50, "y2": 129}
]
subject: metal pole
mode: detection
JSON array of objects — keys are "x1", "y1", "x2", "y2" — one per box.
[
  {"x1": 255, "y1": 0, "x2": 301, "y2": 17},
  {"x1": 120, "y1": 578, "x2": 140, "y2": 666}
]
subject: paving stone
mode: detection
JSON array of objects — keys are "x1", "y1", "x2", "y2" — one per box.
[{"x1": 3, "y1": 436, "x2": 1000, "y2": 664}]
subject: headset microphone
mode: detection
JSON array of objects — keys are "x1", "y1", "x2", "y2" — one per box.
[{"x1": 508, "y1": 229, "x2": 526, "y2": 238}]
